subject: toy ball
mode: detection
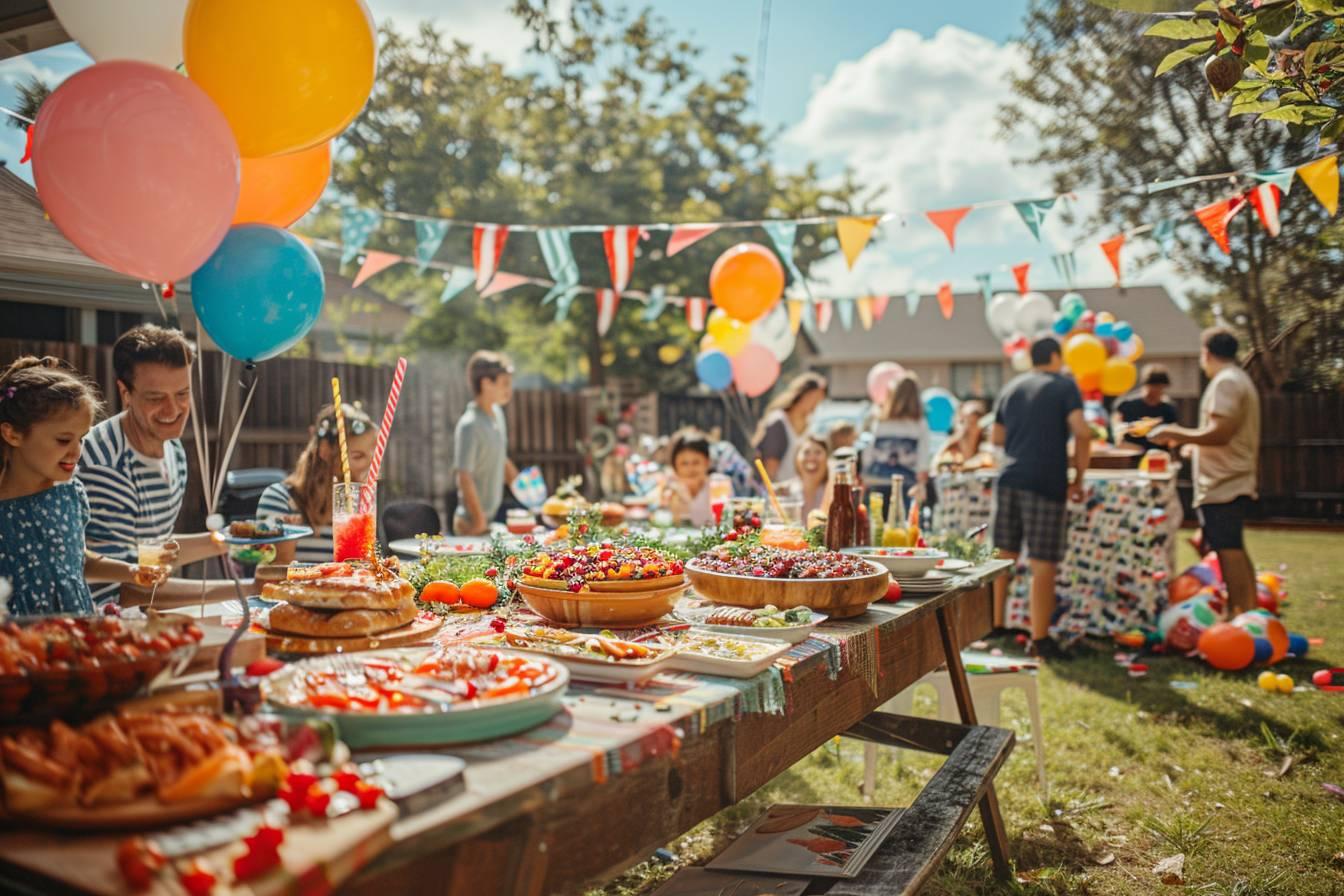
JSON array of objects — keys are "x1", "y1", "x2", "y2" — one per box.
[
  {"x1": 1255, "y1": 582, "x2": 1279, "y2": 615},
  {"x1": 1252, "y1": 638, "x2": 1272, "y2": 664},
  {"x1": 1114, "y1": 630, "x2": 1147, "y2": 649},
  {"x1": 1198, "y1": 622, "x2": 1256, "y2": 671},
  {"x1": 1287, "y1": 633, "x2": 1309, "y2": 658},
  {"x1": 1185, "y1": 562, "x2": 1218, "y2": 587},
  {"x1": 1257, "y1": 670, "x2": 1278, "y2": 691},
  {"x1": 1275, "y1": 673, "x2": 1294, "y2": 694},
  {"x1": 1257, "y1": 571, "x2": 1284, "y2": 599},
  {"x1": 1159, "y1": 594, "x2": 1222, "y2": 652},
  {"x1": 1233, "y1": 611, "x2": 1288, "y2": 664},
  {"x1": 1168, "y1": 573, "x2": 1204, "y2": 604}
]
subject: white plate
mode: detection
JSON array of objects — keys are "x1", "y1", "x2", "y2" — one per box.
[
  {"x1": 892, "y1": 570, "x2": 953, "y2": 584},
  {"x1": 843, "y1": 547, "x2": 948, "y2": 576},
  {"x1": 937, "y1": 558, "x2": 972, "y2": 572},
  {"x1": 665, "y1": 632, "x2": 793, "y2": 678},
  {"x1": 679, "y1": 608, "x2": 828, "y2": 645},
  {"x1": 220, "y1": 524, "x2": 313, "y2": 545},
  {"x1": 468, "y1": 632, "x2": 680, "y2": 684}
]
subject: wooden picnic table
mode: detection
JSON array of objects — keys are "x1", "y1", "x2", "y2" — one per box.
[{"x1": 0, "y1": 560, "x2": 1015, "y2": 896}]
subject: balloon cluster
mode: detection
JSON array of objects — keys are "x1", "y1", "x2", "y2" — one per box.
[
  {"x1": 865, "y1": 362, "x2": 957, "y2": 433},
  {"x1": 695, "y1": 244, "x2": 791, "y2": 396},
  {"x1": 37, "y1": 0, "x2": 377, "y2": 363}
]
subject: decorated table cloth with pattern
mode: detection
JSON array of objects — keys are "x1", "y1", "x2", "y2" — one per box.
[{"x1": 931, "y1": 470, "x2": 1176, "y2": 636}]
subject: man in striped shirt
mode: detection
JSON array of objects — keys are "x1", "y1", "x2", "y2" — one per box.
[{"x1": 79, "y1": 325, "x2": 242, "y2": 607}]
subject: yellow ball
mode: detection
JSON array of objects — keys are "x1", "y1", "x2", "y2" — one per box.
[
  {"x1": 1275, "y1": 673, "x2": 1294, "y2": 694},
  {"x1": 1257, "y1": 670, "x2": 1278, "y2": 691}
]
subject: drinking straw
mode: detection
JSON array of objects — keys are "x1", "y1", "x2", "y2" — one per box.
[
  {"x1": 753, "y1": 457, "x2": 789, "y2": 524},
  {"x1": 330, "y1": 376, "x2": 352, "y2": 486},
  {"x1": 362, "y1": 356, "x2": 407, "y2": 511}
]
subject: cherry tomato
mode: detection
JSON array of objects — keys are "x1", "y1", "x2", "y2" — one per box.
[
  {"x1": 245, "y1": 657, "x2": 286, "y2": 677},
  {"x1": 883, "y1": 580, "x2": 903, "y2": 602},
  {"x1": 178, "y1": 860, "x2": 216, "y2": 896},
  {"x1": 147, "y1": 636, "x2": 173, "y2": 655},
  {"x1": 304, "y1": 783, "x2": 332, "y2": 816}
]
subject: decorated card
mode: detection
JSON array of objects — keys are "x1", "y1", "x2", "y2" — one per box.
[{"x1": 706, "y1": 804, "x2": 901, "y2": 879}]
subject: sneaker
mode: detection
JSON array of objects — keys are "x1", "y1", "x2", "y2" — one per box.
[{"x1": 1029, "y1": 637, "x2": 1074, "y2": 662}]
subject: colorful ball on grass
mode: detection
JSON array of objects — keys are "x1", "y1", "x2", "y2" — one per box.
[
  {"x1": 1185, "y1": 562, "x2": 1218, "y2": 588},
  {"x1": 1255, "y1": 582, "x2": 1279, "y2": 615},
  {"x1": 1168, "y1": 573, "x2": 1203, "y2": 604},
  {"x1": 1252, "y1": 638, "x2": 1272, "y2": 664},
  {"x1": 1198, "y1": 622, "x2": 1256, "y2": 671},
  {"x1": 1232, "y1": 611, "x2": 1288, "y2": 664},
  {"x1": 1287, "y1": 633, "x2": 1309, "y2": 658},
  {"x1": 1201, "y1": 552, "x2": 1223, "y2": 582},
  {"x1": 1159, "y1": 594, "x2": 1222, "y2": 652},
  {"x1": 1257, "y1": 670, "x2": 1279, "y2": 691},
  {"x1": 1257, "y1": 572, "x2": 1285, "y2": 600},
  {"x1": 1275, "y1": 673, "x2": 1294, "y2": 693}
]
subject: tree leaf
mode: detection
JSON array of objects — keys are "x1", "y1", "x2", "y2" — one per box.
[
  {"x1": 1144, "y1": 18, "x2": 1217, "y2": 39},
  {"x1": 1230, "y1": 98, "x2": 1279, "y2": 116},
  {"x1": 1254, "y1": 5, "x2": 1296, "y2": 37},
  {"x1": 1245, "y1": 34, "x2": 1272, "y2": 75},
  {"x1": 1155, "y1": 40, "x2": 1216, "y2": 76},
  {"x1": 1194, "y1": 0, "x2": 1220, "y2": 10},
  {"x1": 1299, "y1": 0, "x2": 1344, "y2": 15},
  {"x1": 1260, "y1": 105, "x2": 1308, "y2": 123},
  {"x1": 1299, "y1": 103, "x2": 1339, "y2": 122},
  {"x1": 1231, "y1": 79, "x2": 1272, "y2": 98},
  {"x1": 1320, "y1": 115, "x2": 1344, "y2": 145}
]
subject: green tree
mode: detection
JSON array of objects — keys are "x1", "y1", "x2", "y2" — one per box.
[
  {"x1": 5, "y1": 75, "x2": 49, "y2": 130},
  {"x1": 325, "y1": 1, "x2": 862, "y2": 388},
  {"x1": 1004, "y1": 0, "x2": 1344, "y2": 390}
]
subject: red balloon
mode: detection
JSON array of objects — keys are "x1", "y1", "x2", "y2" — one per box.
[
  {"x1": 731, "y1": 342, "x2": 781, "y2": 398},
  {"x1": 709, "y1": 243, "x2": 785, "y2": 323},
  {"x1": 1168, "y1": 573, "x2": 1202, "y2": 604},
  {"x1": 1198, "y1": 622, "x2": 1255, "y2": 671}
]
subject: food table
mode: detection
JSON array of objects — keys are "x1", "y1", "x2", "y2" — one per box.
[
  {"x1": 0, "y1": 562, "x2": 1013, "y2": 896},
  {"x1": 931, "y1": 469, "x2": 1178, "y2": 636}
]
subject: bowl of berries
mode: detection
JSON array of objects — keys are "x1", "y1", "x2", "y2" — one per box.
[
  {"x1": 515, "y1": 544, "x2": 689, "y2": 626},
  {"x1": 685, "y1": 545, "x2": 889, "y2": 619}
]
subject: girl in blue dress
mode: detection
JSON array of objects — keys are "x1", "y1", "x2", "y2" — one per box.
[{"x1": 0, "y1": 357, "x2": 167, "y2": 616}]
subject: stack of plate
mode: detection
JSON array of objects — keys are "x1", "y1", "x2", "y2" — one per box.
[{"x1": 890, "y1": 568, "x2": 957, "y2": 595}]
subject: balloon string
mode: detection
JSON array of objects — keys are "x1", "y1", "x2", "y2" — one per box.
[
  {"x1": 188, "y1": 355, "x2": 213, "y2": 514},
  {"x1": 211, "y1": 368, "x2": 259, "y2": 513}
]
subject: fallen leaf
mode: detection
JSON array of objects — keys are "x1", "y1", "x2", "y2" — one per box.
[
  {"x1": 1275, "y1": 756, "x2": 1294, "y2": 779},
  {"x1": 1153, "y1": 853, "x2": 1185, "y2": 885},
  {"x1": 1094, "y1": 852, "x2": 1116, "y2": 866},
  {"x1": 1039, "y1": 823, "x2": 1055, "y2": 834},
  {"x1": 1323, "y1": 783, "x2": 1344, "y2": 803}
]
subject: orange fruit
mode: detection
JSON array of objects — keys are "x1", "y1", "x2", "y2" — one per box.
[
  {"x1": 420, "y1": 581, "x2": 460, "y2": 604},
  {"x1": 459, "y1": 578, "x2": 499, "y2": 609}
]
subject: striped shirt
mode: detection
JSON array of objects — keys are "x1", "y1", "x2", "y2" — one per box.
[
  {"x1": 78, "y1": 413, "x2": 188, "y2": 604},
  {"x1": 256, "y1": 482, "x2": 334, "y2": 565}
]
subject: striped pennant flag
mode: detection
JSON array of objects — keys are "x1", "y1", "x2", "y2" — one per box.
[
  {"x1": 685, "y1": 297, "x2": 709, "y2": 331},
  {"x1": 472, "y1": 224, "x2": 510, "y2": 291},
  {"x1": 1247, "y1": 184, "x2": 1282, "y2": 237},
  {"x1": 595, "y1": 288, "x2": 621, "y2": 336},
  {"x1": 537, "y1": 228, "x2": 579, "y2": 304},
  {"x1": 1051, "y1": 251, "x2": 1078, "y2": 287},
  {"x1": 604, "y1": 226, "x2": 642, "y2": 292}
]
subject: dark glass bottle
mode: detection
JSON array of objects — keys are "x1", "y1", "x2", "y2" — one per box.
[{"x1": 826, "y1": 460, "x2": 858, "y2": 551}]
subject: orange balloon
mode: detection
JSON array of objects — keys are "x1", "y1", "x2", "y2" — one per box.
[
  {"x1": 233, "y1": 142, "x2": 331, "y2": 227},
  {"x1": 1076, "y1": 370, "x2": 1101, "y2": 392},
  {"x1": 709, "y1": 242, "x2": 785, "y2": 323}
]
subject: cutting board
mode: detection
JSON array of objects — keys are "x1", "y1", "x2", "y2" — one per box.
[{"x1": 263, "y1": 615, "x2": 444, "y2": 656}]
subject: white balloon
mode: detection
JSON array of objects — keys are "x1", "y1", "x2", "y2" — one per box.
[
  {"x1": 985, "y1": 293, "x2": 1019, "y2": 341},
  {"x1": 51, "y1": 0, "x2": 188, "y2": 70},
  {"x1": 1014, "y1": 291, "x2": 1057, "y2": 338},
  {"x1": 1011, "y1": 349, "x2": 1032, "y2": 372},
  {"x1": 753, "y1": 303, "x2": 796, "y2": 361}
]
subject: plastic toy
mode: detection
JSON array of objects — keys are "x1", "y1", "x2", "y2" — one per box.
[
  {"x1": 1231, "y1": 611, "x2": 1289, "y2": 664},
  {"x1": 1274, "y1": 673, "x2": 1294, "y2": 694},
  {"x1": 1197, "y1": 622, "x2": 1255, "y2": 671},
  {"x1": 1257, "y1": 671, "x2": 1278, "y2": 691},
  {"x1": 1311, "y1": 669, "x2": 1344, "y2": 692},
  {"x1": 1159, "y1": 591, "x2": 1223, "y2": 652}
]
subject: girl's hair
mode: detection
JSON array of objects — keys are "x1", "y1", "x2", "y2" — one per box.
[
  {"x1": 752, "y1": 372, "x2": 828, "y2": 447},
  {"x1": 881, "y1": 373, "x2": 923, "y2": 422},
  {"x1": 669, "y1": 427, "x2": 711, "y2": 464},
  {"x1": 284, "y1": 401, "x2": 375, "y2": 525},
  {"x1": 0, "y1": 356, "x2": 103, "y2": 478}
]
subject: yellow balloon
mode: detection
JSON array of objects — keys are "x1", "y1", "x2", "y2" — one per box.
[
  {"x1": 1064, "y1": 333, "x2": 1107, "y2": 377},
  {"x1": 658, "y1": 344, "x2": 685, "y2": 365},
  {"x1": 184, "y1": 0, "x2": 376, "y2": 157},
  {"x1": 1126, "y1": 334, "x2": 1145, "y2": 361},
  {"x1": 706, "y1": 308, "x2": 751, "y2": 357},
  {"x1": 1100, "y1": 357, "x2": 1137, "y2": 396}
]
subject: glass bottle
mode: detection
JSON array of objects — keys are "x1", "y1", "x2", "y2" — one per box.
[
  {"x1": 868, "y1": 492, "x2": 885, "y2": 546},
  {"x1": 825, "y1": 460, "x2": 858, "y2": 551}
]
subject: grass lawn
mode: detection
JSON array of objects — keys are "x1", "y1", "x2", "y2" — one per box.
[{"x1": 595, "y1": 529, "x2": 1344, "y2": 895}]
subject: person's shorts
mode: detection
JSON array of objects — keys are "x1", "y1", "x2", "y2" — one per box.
[
  {"x1": 991, "y1": 485, "x2": 1068, "y2": 564},
  {"x1": 1197, "y1": 496, "x2": 1252, "y2": 551}
]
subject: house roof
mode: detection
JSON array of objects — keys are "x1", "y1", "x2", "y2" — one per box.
[{"x1": 804, "y1": 285, "x2": 1202, "y2": 363}]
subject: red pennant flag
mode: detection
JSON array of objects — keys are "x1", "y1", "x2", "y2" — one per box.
[
  {"x1": 20, "y1": 125, "x2": 33, "y2": 164},
  {"x1": 926, "y1": 207, "x2": 972, "y2": 251},
  {"x1": 1194, "y1": 195, "x2": 1248, "y2": 254},
  {"x1": 871, "y1": 294, "x2": 890, "y2": 322},
  {"x1": 1247, "y1": 184, "x2": 1282, "y2": 237},
  {"x1": 596, "y1": 288, "x2": 621, "y2": 336},
  {"x1": 472, "y1": 224, "x2": 510, "y2": 291},
  {"x1": 479, "y1": 271, "x2": 531, "y2": 298},
  {"x1": 1011, "y1": 262, "x2": 1030, "y2": 295},
  {"x1": 353, "y1": 250, "x2": 401, "y2": 288},
  {"x1": 1099, "y1": 235, "x2": 1125, "y2": 284},
  {"x1": 685, "y1": 297, "x2": 708, "y2": 331},
  {"x1": 665, "y1": 224, "x2": 718, "y2": 257},
  {"x1": 937, "y1": 282, "x2": 954, "y2": 320},
  {"x1": 604, "y1": 226, "x2": 642, "y2": 292},
  {"x1": 815, "y1": 301, "x2": 833, "y2": 333}
]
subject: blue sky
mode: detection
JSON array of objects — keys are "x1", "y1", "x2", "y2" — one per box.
[{"x1": 0, "y1": 0, "x2": 1188, "y2": 311}]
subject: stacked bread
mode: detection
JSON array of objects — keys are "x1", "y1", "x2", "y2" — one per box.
[{"x1": 263, "y1": 560, "x2": 416, "y2": 639}]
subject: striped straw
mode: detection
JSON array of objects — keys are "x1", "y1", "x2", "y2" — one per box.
[
  {"x1": 361, "y1": 356, "x2": 407, "y2": 511},
  {"x1": 330, "y1": 377, "x2": 351, "y2": 486}
]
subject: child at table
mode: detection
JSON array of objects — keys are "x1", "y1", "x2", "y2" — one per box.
[
  {"x1": 658, "y1": 428, "x2": 716, "y2": 527},
  {"x1": 0, "y1": 357, "x2": 168, "y2": 616}
]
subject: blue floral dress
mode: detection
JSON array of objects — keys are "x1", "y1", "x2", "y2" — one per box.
[{"x1": 0, "y1": 479, "x2": 95, "y2": 616}]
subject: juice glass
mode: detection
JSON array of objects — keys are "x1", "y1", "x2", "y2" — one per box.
[
  {"x1": 333, "y1": 481, "x2": 377, "y2": 561},
  {"x1": 707, "y1": 474, "x2": 733, "y2": 526},
  {"x1": 135, "y1": 538, "x2": 170, "y2": 590}
]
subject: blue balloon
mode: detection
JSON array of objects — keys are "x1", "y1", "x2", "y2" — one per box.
[
  {"x1": 1252, "y1": 638, "x2": 1272, "y2": 664},
  {"x1": 1095, "y1": 320, "x2": 1114, "y2": 339},
  {"x1": 1113, "y1": 322, "x2": 1134, "y2": 342},
  {"x1": 922, "y1": 387, "x2": 957, "y2": 433},
  {"x1": 191, "y1": 225, "x2": 325, "y2": 363},
  {"x1": 695, "y1": 349, "x2": 733, "y2": 390},
  {"x1": 1051, "y1": 315, "x2": 1073, "y2": 336},
  {"x1": 1287, "y1": 633, "x2": 1309, "y2": 657}
]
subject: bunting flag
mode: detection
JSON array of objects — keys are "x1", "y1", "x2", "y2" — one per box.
[
  {"x1": 762, "y1": 220, "x2": 813, "y2": 297},
  {"x1": 414, "y1": 220, "x2": 450, "y2": 273},
  {"x1": 1252, "y1": 168, "x2": 1295, "y2": 194},
  {"x1": 1013, "y1": 198, "x2": 1056, "y2": 242},
  {"x1": 685, "y1": 297, "x2": 708, "y2": 331},
  {"x1": 815, "y1": 300, "x2": 833, "y2": 332},
  {"x1": 1247, "y1": 184, "x2": 1282, "y2": 237},
  {"x1": 871, "y1": 294, "x2": 890, "y2": 322},
  {"x1": 439, "y1": 267, "x2": 476, "y2": 304},
  {"x1": 937, "y1": 282, "x2": 954, "y2": 320},
  {"x1": 642, "y1": 285, "x2": 668, "y2": 322},
  {"x1": 835, "y1": 298, "x2": 854, "y2": 330},
  {"x1": 787, "y1": 299, "x2": 804, "y2": 334},
  {"x1": 665, "y1": 224, "x2": 718, "y2": 257},
  {"x1": 603, "y1": 225, "x2": 642, "y2": 292},
  {"x1": 340, "y1": 207, "x2": 381, "y2": 264},
  {"x1": 1099, "y1": 234, "x2": 1125, "y2": 284},
  {"x1": 1146, "y1": 175, "x2": 1209, "y2": 194},
  {"x1": 974, "y1": 272, "x2": 992, "y2": 304},
  {"x1": 856, "y1": 296, "x2": 874, "y2": 330},
  {"x1": 595, "y1": 288, "x2": 621, "y2": 336},
  {"x1": 472, "y1": 224, "x2": 510, "y2": 291},
  {"x1": 352, "y1": 250, "x2": 400, "y2": 288},
  {"x1": 1296, "y1": 154, "x2": 1339, "y2": 216},
  {"x1": 1193, "y1": 195, "x2": 1247, "y2": 254},
  {"x1": 1151, "y1": 219, "x2": 1176, "y2": 259},
  {"x1": 1011, "y1": 262, "x2": 1030, "y2": 295},
  {"x1": 905, "y1": 290, "x2": 920, "y2": 317},
  {"x1": 926, "y1": 206, "x2": 971, "y2": 251},
  {"x1": 537, "y1": 228, "x2": 580, "y2": 304},
  {"x1": 555, "y1": 286, "x2": 580, "y2": 322},
  {"x1": 1050, "y1": 251, "x2": 1077, "y2": 287},
  {"x1": 480, "y1": 271, "x2": 531, "y2": 299},
  {"x1": 837, "y1": 216, "x2": 880, "y2": 269}
]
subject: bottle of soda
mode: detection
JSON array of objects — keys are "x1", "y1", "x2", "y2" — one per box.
[{"x1": 826, "y1": 459, "x2": 858, "y2": 551}]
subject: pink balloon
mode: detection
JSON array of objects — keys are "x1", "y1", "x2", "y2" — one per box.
[
  {"x1": 33, "y1": 61, "x2": 239, "y2": 282},
  {"x1": 732, "y1": 343, "x2": 781, "y2": 398},
  {"x1": 866, "y1": 361, "x2": 906, "y2": 405}
]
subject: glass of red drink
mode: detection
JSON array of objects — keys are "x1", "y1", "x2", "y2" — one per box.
[{"x1": 333, "y1": 481, "x2": 377, "y2": 561}]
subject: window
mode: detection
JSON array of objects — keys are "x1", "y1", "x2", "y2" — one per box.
[{"x1": 950, "y1": 362, "x2": 1004, "y2": 400}]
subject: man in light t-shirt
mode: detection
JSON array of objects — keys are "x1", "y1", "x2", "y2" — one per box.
[{"x1": 1151, "y1": 326, "x2": 1261, "y2": 616}]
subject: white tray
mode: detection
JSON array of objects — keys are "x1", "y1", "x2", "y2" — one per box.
[
  {"x1": 665, "y1": 632, "x2": 793, "y2": 678},
  {"x1": 468, "y1": 633, "x2": 679, "y2": 684},
  {"x1": 678, "y1": 607, "x2": 827, "y2": 645}
]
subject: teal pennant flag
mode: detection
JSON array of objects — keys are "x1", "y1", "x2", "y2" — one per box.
[
  {"x1": 642, "y1": 285, "x2": 668, "y2": 322},
  {"x1": 1050, "y1": 251, "x2": 1077, "y2": 287},
  {"x1": 1252, "y1": 168, "x2": 1295, "y2": 195},
  {"x1": 974, "y1": 272, "x2": 993, "y2": 304},
  {"x1": 340, "y1": 207, "x2": 381, "y2": 265},
  {"x1": 438, "y1": 267, "x2": 476, "y2": 303},
  {"x1": 1013, "y1": 198, "x2": 1057, "y2": 242},
  {"x1": 1151, "y1": 218, "x2": 1176, "y2": 259},
  {"x1": 414, "y1": 220, "x2": 450, "y2": 272},
  {"x1": 1146, "y1": 175, "x2": 1208, "y2": 195},
  {"x1": 762, "y1": 220, "x2": 814, "y2": 299},
  {"x1": 835, "y1": 298, "x2": 854, "y2": 330},
  {"x1": 537, "y1": 228, "x2": 580, "y2": 305},
  {"x1": 554, "y1": 286, "x2": 581, "y2": 322},
  {"x1": 905, "y1": 290, "x2": 920, "y2": 317}
]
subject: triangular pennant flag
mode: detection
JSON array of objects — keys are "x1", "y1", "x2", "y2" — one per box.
[
  {"x1": 1252, "y1": 168, "x2": 1295, "y2": 195},
  {"x1": 974, "y1": 272, "x2": 992, "y2": 304},
  {"x1": 1099, "y1": 235, "x2": 1125, "y2": 284},
  {"x1": 837, "y1": 216, "x2": 880, "y2": 269},
  {"x1": 1194, "y1": 195, "x2": 1247, "y2": 254},
  {"x1": 642, "y1": 285, "x2": 668, "y2": 322},
  {"x1": 856, "y1": 296, "x2": 874, "y2": 330},
  {"x1": 1011, "y1": 262, "x2": 1030, "y2": 295},
  {"x1": 439, "y1": 267, "x2": 475, "y2": 304},
  {"x1": 480, "y1": 271, "x2": 531, "y2": 299},
  {"x1": 815, "y1": 301, "x2": 833, "y2": 332},
  {"x1": 555, "y1": 286, "x2": 581, "y2": 322},
  {"x1": 1013, "y1": 198, "x2": 1057, "y2": 242},
  {"x1": 787, "y1": 299, "x2": 804, "y2": 334},
  {"x1": 472, "y1": 224, "x2": 510, "y2": 291},
  {"x1": 925, "y1": 207, "x2": 971, "y2": 251},
  {"x1": 538, "y1": 228, "x2": 580, "y2": 305},
  {"x1": 1050, "y1": 252, "x2": 1078, "y2": 287},
  {"x1": 937, "y1": 282, "x2": 954, "y2": 320},
  {"x1": 835, "y1": 298, "x2": 854, "y2": 330},
  {"x1": 905, "y1": 290, "x2": 920, "y2": 317},
  {"x1": 1152, "y1": 219, "x2": 1176, "y2": 258},
  {"x1": 1247, "y1": 184, "x2": 1282, "y2": 237},
  {"x1": 1146, "y1": 175, "x2": 1209, "y2": 195},
  {"x1": 340, "y1": 207, "x2": 380, "y2": 264},
  {"x1": 871, "y1": 295, "x2": 889, "y2": 321},
  {"x1": 665, "y1": 224, "x2": 718, "y2": 257},
  {"x1": 414, "y1": 220, "x2": 450, "y2": 273},
  {"x1": 685, "y1": 297, "x2": 709, "y2": 331},
  {"x1": 762, "y1": 220, "x2": 813, "y2": 298},
  {"x1": 1296, "y1": 154, "x2": 1339, "y2": 216},
  {"x1": 595, "y1": 288, "x2": 621, "y2": 336},
  {"x1": 603, "y1": 226, "x2": 642, "y2": 293},
  {"x1": 352, "y1": 250, "x2": 401, "y2": 288}
]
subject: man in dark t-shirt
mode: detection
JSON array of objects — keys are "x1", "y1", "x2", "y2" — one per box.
[
  {"x1": 1113, "y1": 364, "x2": 1178, "y2": 452},
  {"x1": 990, "y1": 337, "x2": 1092, "y2": 660}
]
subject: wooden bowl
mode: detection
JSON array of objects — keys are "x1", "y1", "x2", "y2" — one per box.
[
  {"x1": 521, "y1": 574, "x2": 685, "y2": 594},
  {"x1": 516, "y1": 581, "x2": 689, "y2": 627},
  {"x1": 684, "y1": 560, "x2": 889, "y2": 619}
]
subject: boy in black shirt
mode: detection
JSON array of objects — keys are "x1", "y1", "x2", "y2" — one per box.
[{"x1": 1112, "y1": 364, "x2": 1178, "y2": 452}]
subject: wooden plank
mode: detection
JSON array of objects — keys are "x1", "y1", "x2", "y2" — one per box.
[{"x1": 843, "y1": 712, "x2": 968, "y2": 756}]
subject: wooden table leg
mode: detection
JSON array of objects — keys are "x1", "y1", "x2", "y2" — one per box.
[{"x1": 936, "y1": 599, "x2": 1013, "y2": 881}]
